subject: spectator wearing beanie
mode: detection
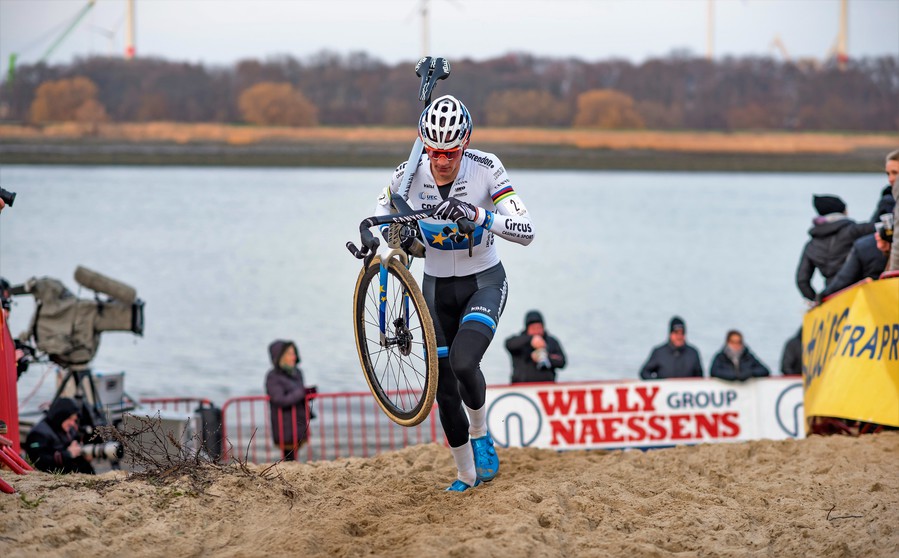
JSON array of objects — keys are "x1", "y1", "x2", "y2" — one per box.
[
  {"x1": 795, "y1": 194, "x2": 875, "y2": 301},
  {"x1": 639, "y1": 316, "x2": 703, "y2": 379},
  {"x1": 505, "y1": 310, "x2": 567, "y2": 384}
]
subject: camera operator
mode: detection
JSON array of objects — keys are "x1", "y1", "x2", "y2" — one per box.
[
  {"x1": 25, "y1": 397, "x2": 96, "y2": 474},
  {"x1": 505, "y1": 310, "x2": 567, "y2": 384}
]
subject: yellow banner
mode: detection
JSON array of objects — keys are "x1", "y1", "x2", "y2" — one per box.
[{"x1": 803, "y1": 277, "x2": 899, "y2": 427}]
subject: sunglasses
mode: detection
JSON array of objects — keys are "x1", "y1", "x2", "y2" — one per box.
[{"x1": 425, "y1": 147, "x2": 463, "y2": 161}]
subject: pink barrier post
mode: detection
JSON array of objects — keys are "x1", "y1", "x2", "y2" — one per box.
[
  {"x1": 331, "y1": 396, "x2": 339, "y2": 461},
  {"x1": 0, "y1": 311, "x2": 21, "y2": 456},
  {"x1": 359, "y1": 396, "x2": 368, "y2": 458},
  {"x1": 345, "y1": 397, "x2": 354, "y2": 457}
]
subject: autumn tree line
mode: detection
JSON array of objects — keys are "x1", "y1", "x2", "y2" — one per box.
[{"x1": 2, "y1": 51, "x2": 897, "y2": 131}]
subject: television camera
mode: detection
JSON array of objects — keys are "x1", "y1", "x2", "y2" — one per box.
[{"x1": 10, "y1": 266, "x2": 145, "y2": 460}]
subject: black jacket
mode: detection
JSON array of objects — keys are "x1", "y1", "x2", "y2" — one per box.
[
  {"x1": 796, "y1": 217, "x2": 876, "y2": 301},
  {"x1": 265, "y1": 340, "x2": 308, "y2": 447},
  {"x1": 871, "y1": 185, "x2": 895, "y2": 222},
  {"x1": 818, "y1": 234, "x2": 888, "y2": 299},
  {"x1": 25, "y1": 400, "x2": 94, "y2": 474},
  {"x1": 639, "y1": 342, "x2": 703, "y2": 379},
  {"x1": 780, "y1": 329, "x2": 802, "y2": 376},
  {"x1": 710, "y1": 346, "x2": 771, "y2": 382},
  {"x1": 505, "y1": 331, "x2": 567, "y2": 383}
]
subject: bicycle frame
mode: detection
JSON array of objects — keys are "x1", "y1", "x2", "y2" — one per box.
[{"x1": 348, "y1": 207, "x2": 475, "y2": 351}]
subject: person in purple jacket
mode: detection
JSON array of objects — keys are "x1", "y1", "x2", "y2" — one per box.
[{"x1": 265, "y1": 339, "x2": 310, "y2": 461}]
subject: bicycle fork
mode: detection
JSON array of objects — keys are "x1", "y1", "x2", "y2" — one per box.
[{"x1": 378, "y1": 250, "x2": 414, "y2": 355}]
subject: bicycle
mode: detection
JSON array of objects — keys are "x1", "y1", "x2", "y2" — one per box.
[{"x1": 347, "y1": 199, "x2": 474, "y2": 426}]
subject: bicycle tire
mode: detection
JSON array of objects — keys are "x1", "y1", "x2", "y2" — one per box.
[{"x1": 353, "y1": 255, "x2": 438, "y2": 426}]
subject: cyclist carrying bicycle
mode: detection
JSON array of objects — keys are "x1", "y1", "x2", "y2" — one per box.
[{"x1": 367, "y1": 94, "x2": 535, "y2": 491}]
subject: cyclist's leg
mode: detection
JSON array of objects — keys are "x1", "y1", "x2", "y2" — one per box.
[
  {"x1": 423, "y1": 274, "x2": 478, "y2": 489},
  {"x1": 449, "y1": 264, "x2": 507, "y2": 482},
  {"x1": 422, "y1": 274, "x2": 469, "y2": 447},
  {"x1": 450, "y1": 263, "x2": 508, "y2": 410}
]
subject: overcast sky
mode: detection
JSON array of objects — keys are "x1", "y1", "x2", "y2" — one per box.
[{"x1": 1, "y1": 0, "x2": 897, "y2": 76}]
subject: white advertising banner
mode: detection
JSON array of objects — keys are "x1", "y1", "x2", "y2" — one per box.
[{"x1": 484, "y1": 377, "x2": 804, "y2": 450}]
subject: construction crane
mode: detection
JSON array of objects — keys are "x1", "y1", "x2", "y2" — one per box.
[
  {"x1": 769, "y1": 35, "x2": 791, "y2": 63},
  {"x1": 6, "y1": 0, "x2": 97, "y2": 85},
  {"x1": 5, "y1": 0, "x2": 135, "y2": 85}
]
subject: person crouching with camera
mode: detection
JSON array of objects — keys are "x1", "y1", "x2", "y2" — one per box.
[{"x1": 25, "y1": 397, "x2": 95, "y2": 474}]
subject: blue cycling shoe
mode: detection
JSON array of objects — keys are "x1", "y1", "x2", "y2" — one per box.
[
  {"x1": 471, "y1": 433, "x2": 499, "y2": 482},
  {"x1": 445, "y1": 479, "x2": 481, "y2": 492}
]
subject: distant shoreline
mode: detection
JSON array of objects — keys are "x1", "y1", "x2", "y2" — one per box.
[{"x1": 1, "y1": 123, "x2": 895, "y2": 172}]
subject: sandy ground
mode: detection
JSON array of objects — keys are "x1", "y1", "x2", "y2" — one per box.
[{"x1": 2, "y1": 432, "x2": 897, "y2": 557}]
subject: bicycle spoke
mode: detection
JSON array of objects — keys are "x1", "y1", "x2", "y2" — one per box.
[{"x1": 354, "y1": 258, "x2": 437, "y2": 425}]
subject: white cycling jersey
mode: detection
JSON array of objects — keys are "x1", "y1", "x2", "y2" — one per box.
[{"x1": 373, "y1": 148, "x2": 535, "y2": 277}]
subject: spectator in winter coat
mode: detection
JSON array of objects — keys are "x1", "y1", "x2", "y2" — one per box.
[
  {"x1": 709, "y1": 330, "x2": 771, "y2": 382},
  {"x1": 265, "y1": 340, "x2": 311, "y2": 461},
  {"x1": 505, "y1": 310, "x2": 567, "y2": 383},
  {"x1": 870, "y1": 185, "x2": 895, "y2": 223},
  {"x1": 25, "y1": 397, "x2": 95, "y2": 474},
  {"x1": 780, "y1": 327, "x2": 803, "y2": 376},
  {"x1": 795, "y1": 194, "x2": 876, "y2": 301},
  {"x1": 818, "y1": 219, "x2": 893, "y2": 300},
  {"x1": 639, "y1": 316, "x2": 703, "y2": 379}
]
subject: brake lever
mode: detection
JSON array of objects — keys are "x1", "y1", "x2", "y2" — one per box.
[{"x1": 457, "y1": 218, "x2": 476, "y2": 257}]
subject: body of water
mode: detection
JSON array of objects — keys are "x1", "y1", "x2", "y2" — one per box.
[{"x1": 0, "y1": 165, "x2": 885, "y2": 407}]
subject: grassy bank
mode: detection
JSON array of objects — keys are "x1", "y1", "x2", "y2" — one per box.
[{"x1": 1, "y1": 122, "x2": 895, "y2": 171}]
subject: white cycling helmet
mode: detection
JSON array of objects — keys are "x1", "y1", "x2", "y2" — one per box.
[{"x1": 418, "y1": 94, "x2": 472, "y2": 150}]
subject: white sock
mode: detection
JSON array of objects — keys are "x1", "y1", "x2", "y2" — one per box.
[
  {"x1": 450, "y1": 442, "x2": 477, "y2": 486},
  {"x1": 466, "y1": 404, "x2": 488, "y2": 438}
]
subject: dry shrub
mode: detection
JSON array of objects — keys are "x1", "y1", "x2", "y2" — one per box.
[
  {"x1": 30, "y1": 76, "x2": 110, "y2": 124},
  {"x1": 238, "y1": 82, "x2": 318, "y2": 127},
  {"x1": 574, "y1": 89, "x2": 645, "y2": 129},
  {"x1": 74, "y1": 99, "x2": 109, "y2": 124},
  {"x1": 96, "y1": 413, "x2": 284, "y2": 496}
]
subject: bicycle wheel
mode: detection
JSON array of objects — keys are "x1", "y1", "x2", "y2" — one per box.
[{"x1": 353, "y1": 255, "x2": 438, "y2": 426}]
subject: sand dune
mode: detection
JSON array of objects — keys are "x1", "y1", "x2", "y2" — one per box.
[{"x1": 2, "y1": 432, "x2": 897, "y2": 557}]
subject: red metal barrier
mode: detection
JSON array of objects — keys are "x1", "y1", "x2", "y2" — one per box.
[
  {"x1": 221, "y1": 390, "x2": 444, "y2": 464},
  {"x1": 0, "y1": 436, "x2": 31, "y2": 472},
  {"x1": 0, "y1": 433, "x2": 30, "y2": 483}
]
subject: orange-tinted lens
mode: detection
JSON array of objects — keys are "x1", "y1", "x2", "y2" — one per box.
[{"x1": 426, "y1": 147, "x2": 461, "y2": 161}]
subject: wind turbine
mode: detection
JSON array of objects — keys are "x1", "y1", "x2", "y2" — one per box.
[
  {"x1": 416, "y1": 0, "x2": 461, "y2": 58},
  {"x1": 833, "y1": 0, "x2": 849, "y2": 69},
  {"x1": 125, "y1": 0, "x2": 136, "y2": 59}
]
